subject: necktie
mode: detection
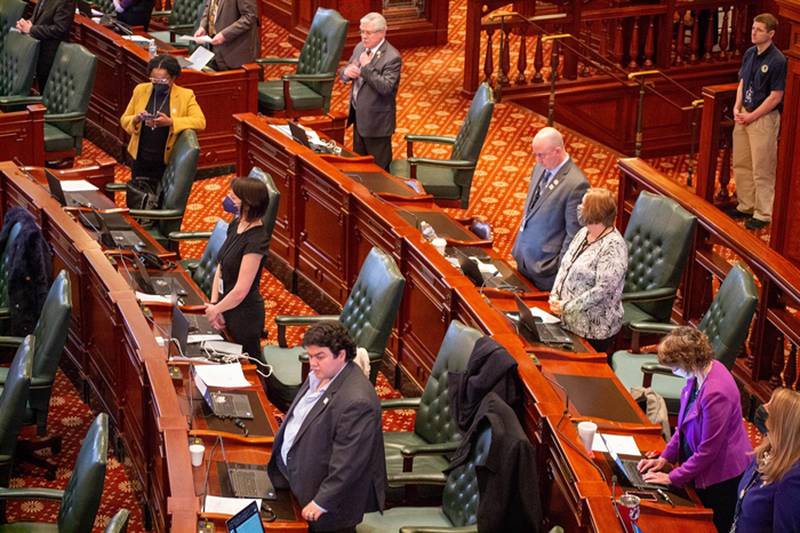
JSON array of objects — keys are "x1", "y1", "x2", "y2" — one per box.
[
  {"x1": 33, "y1": 0, "x2": 46, "y2": 22},
  {"x1": 208, "y1": 0, "x2": 220, "y2": 35},
  {"x1": 529, "y1": 169, "x2": 551, "y2": 212},
  {"x1": 352, "y1": 49, "x2": 372, "y2": 107}
]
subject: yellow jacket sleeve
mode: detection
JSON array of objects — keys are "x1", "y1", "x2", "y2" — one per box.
[
  {"x1": 120, "y1": 84, "x2": 146, "y2": 135},
  {"x1": 172, "y1": 89, "x2": 206, "y2": 134}
]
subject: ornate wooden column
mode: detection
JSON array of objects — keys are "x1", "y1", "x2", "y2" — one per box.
[{"x1": 770, "y1": 0, "x2": 800, "y2": 267}]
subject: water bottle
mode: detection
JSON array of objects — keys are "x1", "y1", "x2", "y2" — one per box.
[
  {"x1": 148, "y1": 39, "x2": 157, "y2": 58},
  {"x1": 419, "y1": 221, "x2": 438, "y2": 242}
]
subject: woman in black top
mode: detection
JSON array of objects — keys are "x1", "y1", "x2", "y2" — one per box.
[{"x1": 205, "y1": 177, "x2": 270, "y2": 357}]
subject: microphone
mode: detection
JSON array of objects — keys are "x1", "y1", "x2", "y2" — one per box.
[
  {"x1": 610, "y1": 474, "x2": 629, "y2": 532},
  {"x1": 200, "y1": 435, "x2": 222, "y2": 512},
  {"x1": 540, "y1": 371, "x2": 571, "y2": 428}
]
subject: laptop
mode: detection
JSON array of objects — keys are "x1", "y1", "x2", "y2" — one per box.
[
  {"x1": 599, "y1": 433, "x2": 664, "y2": 490},
  {"x1": 288, "y1": 122, "x2": 331, "y2": 154},
  {"x1": 218, "y1": 437, "x2": 277, "y2": 501},
  {"x1": 226, "y1": 501, "x2": 265, "y2": 533},
  {"x1": 131, "y1": 253, "x2": 187, "y2": 296},
  {"x1": 194, "y1": 368, "x2": 255, "y2": 420},
  {"x1": 512, "y1": 294, "x2": 574, "y2": 348},
  {"x1": 46, "y1": 170, "x2": 96, "y2": 208},
  {"x1": 171, "y1": 306, "x2": 217, "y2": 356}
]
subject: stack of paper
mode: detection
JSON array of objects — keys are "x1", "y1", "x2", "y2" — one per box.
[
  {"x1": 203, "y1": 495, "x2": 261, "y2": 515},
  {"x1": 194, "y1": 363, "x2": 251, "y2": 389},
  {"x1": 591, "y1": 433, "x2": 641, "y2": 456}
]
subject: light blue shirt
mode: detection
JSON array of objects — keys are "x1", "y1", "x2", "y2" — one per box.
[{"x1": 541, "y1": 154, "x2": 570, "y2": 187}]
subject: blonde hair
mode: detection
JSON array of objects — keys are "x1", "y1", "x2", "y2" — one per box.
[
  {"x1": 580, "y1": 188, "x2": 617, "y2": 227},
  {"x1": 754, "y1": 388, "x2": 800, "y2": 484}
]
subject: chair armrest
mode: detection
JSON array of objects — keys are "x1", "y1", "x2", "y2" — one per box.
[
  {"x1": 0, "y1": 96, "x2": 43, "y2": 112},
  {"x1": 255, "y1": 57, "x2": 299, "y2": 65},
  {"x1": 628, "y1": 322, "x2": 678, "y2": 335},
  {"x1": 167, "y1": 231, "x2": 214, "y2": 241},
  {"x1": 127, "y1": 208, "x2": 184, "y2": 220},
  {"x1": 0, "y1": 336, "x2": 24, "y2": 348},
  {"x1": 388, "y1": 472, "x2": 447, "y2": 486},
  {"x1": 407, "y1": 157, "x2": 476, "y2": 170},
  {"x1": 622, "y1": 287, "x2": 677, "y2": 303},
  {"x1": 151, "y1": 9, "x2": 171, "y2": 16},
  {"x1": 168, "y1": 23, "x2": 195, "y2": 32},
  {"x1": 400, "y1": 526, "x2": 478, "y2": 533},
  {"x1": 0, "y1": 487, "x2": 64, "y2": 501},
  {"x1": 405, "y1": 134, "x2": 456, "y2": 145},
  {"x1": 183, "y1": 259, "x2": 200, "y2": 272},
  {"x1": 381, "y1": 397, "x2": 422, "y2": 410},
  {"x1": 281, "y1": 73, "x2": 336, "y2": 82},
  {"x1": 400, "y1": 441, "x2": 460, "y2": 459},
  {"x1": 275, "y1": 315, "x2": 339, "y2": 347},
  {"x1": 641, "y1": 362, "x2": 673, "y2": 377},
  {"x1": 105, "y1": 182, "x2": 127, "y2": 193},
  {"x1": 44, "y1": 111, "x2": 85, "y2": 124}
]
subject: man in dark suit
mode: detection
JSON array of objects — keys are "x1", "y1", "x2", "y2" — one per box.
[
  {"x1": 195, "y1": 0, "x2": 259, "y2": 70},
  {"x1": 511, "y1": 127, "x2": 589, "y2": 290},
  {"x1": 16, "y1": 0, "x2": 76, "y2": 89},
  {"x1": 267, "y1": 321, "x2": 385, "y2": 532},
  {"x1": 339, "y1": 12, "x2": 401, "y2": 171}
]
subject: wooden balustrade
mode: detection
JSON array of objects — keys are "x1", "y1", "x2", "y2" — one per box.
[
  {"x1": 696, "y1": 82, "x2": 738, "y2": 205},
  {"x1": 617, "y1": 158, "x2": 800, "y2": 404}
]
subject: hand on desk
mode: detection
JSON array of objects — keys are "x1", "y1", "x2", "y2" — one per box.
[
  {"x1": 301, "y1": 501, "x2": 326, "y2": 522},
  {"x1": 642, "y1": 471, "x2": 671, "y2": 485},
  {"x1": 638, "y1": 455, "x2": 668, "y2": 476}
]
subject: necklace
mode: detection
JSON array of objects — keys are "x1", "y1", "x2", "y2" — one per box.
[{"x1": 149, "y1": 88, "x2": 170, "y2": 129}]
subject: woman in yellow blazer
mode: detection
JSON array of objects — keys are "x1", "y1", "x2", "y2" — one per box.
[{"x1": 120, "y1": 55, "x2": 206, "y2": 191}]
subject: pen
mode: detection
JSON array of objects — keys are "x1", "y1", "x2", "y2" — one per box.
[{"x1": 657, "y1": 488, "x2": 675, "y2": 507}]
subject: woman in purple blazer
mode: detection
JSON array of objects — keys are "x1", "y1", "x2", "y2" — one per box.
[
  {"x1": 731, "y1": 388, "x2": 800, "y2": 532},
  {"x1": 637, "y1": 327, "x2": 751, "y2": 532}
]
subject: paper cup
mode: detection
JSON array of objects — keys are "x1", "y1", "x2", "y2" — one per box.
[
  {"x1": 189, "y1": 443, "x2": 205, "y2": 467},
  {"x1": 432, "y1": 237, "x2": 447, "y2": 255},
  {"x1": 577, "y1": 421, "x2": 597, "y2": 454}
]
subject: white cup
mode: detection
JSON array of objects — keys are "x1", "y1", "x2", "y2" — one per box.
[
  {"x1": 189, "y1": 443, "x2": 205, "y2": 467},
  {"x1": 432, "y1": 237, "x2": 447, "y2": 255},
  {"x1": 577, "y1": 421, "x2": 598, "y2": 454}
]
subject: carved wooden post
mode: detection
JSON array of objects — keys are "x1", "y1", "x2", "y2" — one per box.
[
  {"x1": 717, "y1": 134, "x2": 733, "y2": 203},
  {"x1": 629, "y1": 16, "x2": 641, "y2": 68},
  {"x1": 533, "y1": 31, "x2": 544, "y2": 83},
  {"x1": 690, "y1": 10, "x2": 700, "y2": 63},
  {"x1": 720, "y1": 7, "x2": 730, "y2": 59},
  {"x1": 704, "y1": 9, "x2": 715, "y2": 61},
  {"x1": 516, "y1": 28, "x2": 528, "y2": 85},
  {"x1": 675, "y1": 10, "x2": 686, "y2": 66},
  {"x1": 770, "y1": 333, "x2": 785, "y2": 388},
  {"x1": 499, "y1": 25, "x2": 511, "y2": 87},
  {"x1": 483, "y1": 28, "x2": 495, "y2": 86},
  {"x1": 643, "y1": 16, "x2": 655, "y2": 67},
  {"x1": 613, "y1": 19, "x2": 624, "y2": 68},
  {"x1": 785, "y1": 345, "x2": 797, "y2": 390}
]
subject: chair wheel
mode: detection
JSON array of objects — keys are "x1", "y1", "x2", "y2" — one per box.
[
  {"x1": 51, "y1": 442, "x2": 61, "y2": 455},
  {"x1": 45, "y1": 468, "x2": 56, "y2": 481}
]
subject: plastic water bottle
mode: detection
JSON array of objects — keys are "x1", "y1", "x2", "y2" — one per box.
[
  {"x1": 148, "y1": 39, "x2": 157, "y2": 58},
  {"x1": 419, "y1": 221, "x2": 438, "y2": 242}
]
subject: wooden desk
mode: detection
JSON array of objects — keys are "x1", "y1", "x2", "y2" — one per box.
[
  {"x1": 0, "y1": 104, "x2": 45, "y2": 167},
  {"x1": 233, "y1": 116, "x2": 716, "y2": 532},
  {"x1": 0, "y1": 161, "x2": 305, "y2": 532}
]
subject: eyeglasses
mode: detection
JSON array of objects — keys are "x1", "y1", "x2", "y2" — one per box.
[
  {"x1": 150, "y1": 77, "x2": 170, "y2": 85},
  {"x1": 360, "y1": 28, "x2": 384, "y2": 36}
]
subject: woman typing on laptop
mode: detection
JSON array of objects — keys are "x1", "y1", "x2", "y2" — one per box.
[{"x1": 637, "y1": 327, "x2": 751, "y2": 532}]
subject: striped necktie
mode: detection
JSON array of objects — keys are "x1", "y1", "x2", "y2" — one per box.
[
  {"x1": 352, "y1": 49, "x2": 373, "y2": 107},
  {"x1": 529, "y1": 169, "x2": 551, "y2": 212}
]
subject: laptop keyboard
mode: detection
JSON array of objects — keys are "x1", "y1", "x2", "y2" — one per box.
[
  {"x1": 212, "y1": 393, "x2": 254, "y2": 419},
  {"x1": 111, "y1": 230, "x2": 144, "y2": 248},
  {"x1": 620, "y1": 459, "x2": 663, "y2": 489},
  {"x1": 536, "y1": 323, "x2": 573, "y2": 346},
  {"x1": 229, "y1": 465, "x2": 276, "y2": 499}
]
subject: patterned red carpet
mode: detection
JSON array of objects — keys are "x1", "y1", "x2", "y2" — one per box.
[{"x1": 12, "y1": 0, "x2": 765, "y2": 530}]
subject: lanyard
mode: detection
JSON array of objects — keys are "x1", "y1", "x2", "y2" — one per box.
[{"x1": 730, "y1": 466, "x2": 761, "y2": 532}]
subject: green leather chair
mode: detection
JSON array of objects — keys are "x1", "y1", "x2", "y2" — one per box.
[
  {"x1": 256, "y1": 8, "x2": 347, "y2": 119},
  {"x1": 0, "y1": 221, "x2": 23, "y2": 326},
  {"x1": 611, "y1": 263, "x2": 758, "y2": 413},
  {"x1": 104, "y1": 509, "x2": 130, "y2": 533},
  {"x1": 0, "y1": 33, "x2": 39, "y2": 100},
  {"x1": 127, "y1": 129, "x2": 200, "y2": 250},
  {"x1": 0, "y1": 0, "x2": 25, "y2": 59},
  {"x1": 0, "y1": 270, "x2": 71, "y2": 479},
  {"x1": 0, "y1": 412, "x2": 108, "y2": 533},
  {"x1": 621, "y1": 191, "x2": 697, "y2": 328},
  {"x1": 390, "y1": 83, "x2": 495, "y2": 209},
  {"x1": 247, "y1": 166, "x2": 281, "y2": 253},
  {"x1": 358, "y1": 420, "x2": 492, "y2": 533},
  {"x1": 149, "y1": 0, "x2": 204, "y2": 45},
  {"x1": 382, "y1": 321, "x2": 481, "y2": 478},
  {"x1": 91, "y1": 0, "x2": 115, "y2": 14},
  {"x1": 264, "y1": 246, "x2": 405, "y2": 411},
  {"x1": 0, "y1": 335, "x2": 33, "y2": 488}
]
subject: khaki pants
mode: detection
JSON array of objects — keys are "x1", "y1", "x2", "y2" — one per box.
[{"x1": 732, "y1": 110, "x2": 781, "y2": 222}]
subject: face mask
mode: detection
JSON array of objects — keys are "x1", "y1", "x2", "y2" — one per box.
[
  {"x1": 222, "y1": 196, "x2": 239, "y2": 215},
  {"x1": 153, "y1": 83, "x2": 169, "y2": 96},
  {"x1": 671, "y1": 367, "x2": 691, "y2": 379}
]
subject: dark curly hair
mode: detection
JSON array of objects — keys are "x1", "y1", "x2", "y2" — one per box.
[
  {"x1": 301, "y1": 321, "x2": 356, "y2": 361},
  {"x1": 657, "y1": 326, "x2": 714, "y2": 372},
  {"x1": 147, "y1": 55, "x2": 181, "y2": 79}
]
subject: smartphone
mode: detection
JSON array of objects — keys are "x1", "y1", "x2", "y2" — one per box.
[{"x1": 624, "y1": 490, "x2": 658, "y2": 502}]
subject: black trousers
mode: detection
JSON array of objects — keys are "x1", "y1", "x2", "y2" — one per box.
[
  {"x1": 131, "y1": 156, "x2": 166, "y2": 186},
  {"x1": 353, "y1": 125, "x2": 392, "y2": 172},
  {"x1": 695, "y1": 473, "x2": 742, "y2": 533},
  {"x1": 223, "y1": 301, "x2": 264, "y2": 359}
]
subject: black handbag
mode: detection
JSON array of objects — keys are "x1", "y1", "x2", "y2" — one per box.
[{"x1": 125, "y1": 177, "x2": 161, "y2": 211}]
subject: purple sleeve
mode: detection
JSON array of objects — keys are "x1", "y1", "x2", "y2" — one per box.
[{"x1": 774, "y1": 466, "x2": 800, "y2": 531}]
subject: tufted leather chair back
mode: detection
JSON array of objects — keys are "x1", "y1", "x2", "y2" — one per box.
[
  {"x1": 104, "y1": 509, "x2": 130, "y2": 533},
  {"x1": 0, "y1": 335, "x2": 33, "y2": 469},
  {"x1": 699, "y1": 263, "x2": 758, "y2": 369},
  {"x1": 0, "y1": 0, "x2": 25, "y2": 58},
  {"x1": 92, "y1": 0, "x2": 115, "y2": 14},
  {"x1": 623, "y1": 191, "x2": 696, "y2": 323},
  {"x1": 248, "y1": 166, "x2": 280, "y2": 252},
  {"x1": 339, "y1": 247, "x2": 404, "y2": 383},
  {"x1": 442, "y1": 420, "x2": 491, "y2": 527},
  {"x1": 450, "y1": 82, "x2": 494, "y2": 208},
  {"x1": 192, "y1": 219, "x2": 228, "y2": 298},
  {"x1": 0, "y1": 221, "x2": 23, "y2": 308},
  {"x1": 157, "y1": 129, "x2": 200, "y2": 238},
  {"x1": 169, "y1": 0, "x2": 204, "y2": 27},
  {"x1": 57, "y1": 413, "x2": 108, "y2": 533},
  {"x1": 294, "y1": 8, "x2": 347, "y2": 113},
  {"x1": 29, "y1": 270, "x2": 71, "y2": 434},
  {"x1": 0, "y1": 32, "x2": 39, "y2": 97},
  {"x1": 415, "y1": 320, "x2": 482, "y2": 446},
  {"x1": 42, "y1": 43, "x2": 97, "y2": 147}
]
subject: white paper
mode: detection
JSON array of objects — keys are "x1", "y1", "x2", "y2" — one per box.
[
  {"x1": 185, "y1": 45, "x2": 214, "y2": 70},
  {"x1": 187, "y1": 334, "x2": 224, "y2": 344},
  {"x1": 122, "y1": 35, "x2": 151, "y2": 44},
  {"x1": 135, "y1": 291, "x2": 175, "y2": 304},
  {"x1": 203, "y1": 495, "x2": 261, "y2": 516},
  {"x1": 471, "y1": 257, "x2": 498, "y2": 275},
  {"x1": 202, "y1": 340, "x2": 243, "y2": 356},
  {"x1": 529, "y1": 306, "x2": 560, "y2": 324},
  {"x1": 592, "y1": 433, "x2": 641, "y2": 457},
  {"x1": 270, "y1": 124, "x2": 292, "y2": 138},
  {"x1": 60, "y1": 179, "x2": 98, "y2": 192},
  {"x1": 194, "y1": 363, "x2": 250, "y2": 389}
]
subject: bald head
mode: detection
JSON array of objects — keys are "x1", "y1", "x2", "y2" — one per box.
[{"x1": 532, "y1": 127, "x2": 567, "y2": 170}]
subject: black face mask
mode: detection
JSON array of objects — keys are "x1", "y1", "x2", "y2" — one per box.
[{"x1": 153, "y1": 83, "x2": 169, "y2": 96}]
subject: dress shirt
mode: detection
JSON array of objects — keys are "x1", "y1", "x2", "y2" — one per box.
[{"x1": 353, "y1": 38, "x2": 385, "y2": 106}]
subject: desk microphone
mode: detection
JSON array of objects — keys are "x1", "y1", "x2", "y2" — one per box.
[
  {"x1": 540, "y1": 371, "x2": 571, "y2": 429},
  {"x1": 610, "y1": 474, "x2": 630, "y2": 532}
]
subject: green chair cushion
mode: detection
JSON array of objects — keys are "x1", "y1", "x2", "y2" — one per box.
[
  {"x1": 383, "y1": 431, "x2": 450, "y2": 477},
  {"x1": 263, "y1": 345, "x2": 304, "y2": 411},
  {"x1": 611, "y1": 350, "x2": 683, "y2": 412},
  {"x1": 43, "y1": 123, "x2": 74, "y2": 152},
  {"x1": 389, "y1": 160, "x2": 460, "y2": 200},
  {"x1": 257, "y1": 80, "x2": 324, "y2": 112},
  {"x1": 622, "y1": 302, "x2": 656, "y2": 327},
  {"x1": 0, "y1": 523, "x2": 59, "y2": 533},
  {"x1": 358, "y1": 507, "x2": 452, "y2": 533}
]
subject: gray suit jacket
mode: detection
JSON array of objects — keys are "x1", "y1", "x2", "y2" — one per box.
[
  {"x1": 267, "y1": 362, "x2": 386, "y2": 531},
  {"x1": 511, "y1": 158, "x2": 589, "y2": 290},
  {"x1": 199, "y1": 0, "x2": 259, "y2": 69},
  {"x1": 340, "y1": 40, "x2": 402, "y2": 138}
]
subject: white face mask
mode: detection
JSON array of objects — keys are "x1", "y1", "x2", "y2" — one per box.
[{"x1": 671, "y1": 367, "x2": 691, "y2": 379}]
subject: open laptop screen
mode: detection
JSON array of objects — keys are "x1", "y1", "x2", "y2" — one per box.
[{"x1": 226, "y1": 501, "x2": 264, "y2": 533}]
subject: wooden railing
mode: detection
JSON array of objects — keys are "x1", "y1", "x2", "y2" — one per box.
[
  {"x1": 617, "y1": 158, "x2": 800, "y2": 407},
  {"x1": 696, "y1": 82, "x2": 738, "y2": 205}
]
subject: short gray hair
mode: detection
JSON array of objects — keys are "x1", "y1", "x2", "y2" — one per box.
[{"x1": 361, "y1": 12, "x2": 387, "y2": 32}]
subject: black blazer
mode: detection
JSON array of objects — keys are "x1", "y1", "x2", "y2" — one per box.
[
  {"x1": 268, "y1": 362, "x2": 386, "y2": 531},
  {"x1": 29, "y1": 0, "x2": 76, "y2": 86}
]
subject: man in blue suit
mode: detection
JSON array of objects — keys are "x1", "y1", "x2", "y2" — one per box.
[{"x1": 512, "y1": 127, "x2": 589, "y2": 290}]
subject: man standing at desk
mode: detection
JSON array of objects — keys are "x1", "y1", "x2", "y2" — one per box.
[
  {"x1": 268, "y1": 321, "x2": 385, "y2": 532},
  {"x1": 194, "y1": 0, "x2": 259, "y2": 70},
  {"x1": 15, "y1": 0, "x2": 76, "y2": 89},
  {"x1": 340, "y1": 12, "x2": 401, "y2": 171},
  {"x1": 512, "y1": 127, "x2": 589, "y2": 290}
]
